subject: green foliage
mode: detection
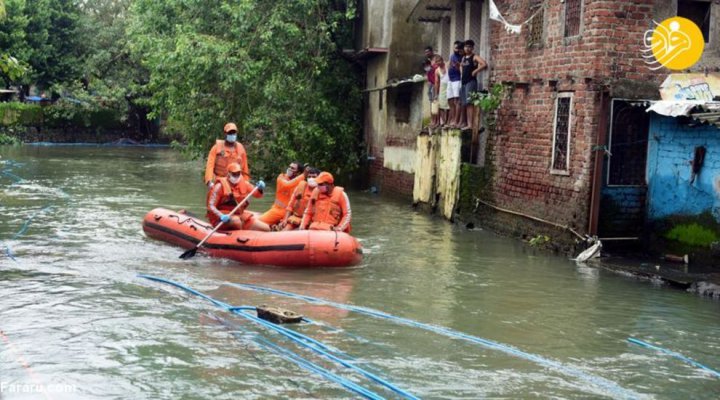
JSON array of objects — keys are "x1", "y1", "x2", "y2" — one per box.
[
  {"x1": 529, "y1": 235, "x2": 551, "y2": 247},
  {"x1": 0, "y1": 101, "x2": 41, "y2": 125},
  {"x1": 0, "y1": 131, "x2": 21, "y2": 145},
  {"x1": 470, "y1": 83, "x2": 507, "y2": 131},
  {"x1": 664, "y1": 223, "x2": 718, "y2": 248},
  {"x1": 0, "y1": 100, "x2": 121, "y2": 129},
  {"x1": 128, "y1": 0, "x2": 361, "y2": 178},
  {"x1": 76, "y1": 0, "x2": 147, "y2": 121},
  {"x1": 24, "y1": 0, "x2": 85, "y2": 88}
]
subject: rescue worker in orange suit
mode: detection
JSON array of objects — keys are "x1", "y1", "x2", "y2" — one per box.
[
  {"x1": 278, "y1": 167, "x2": 320, "y2": 231},
  {"x1": 204, "y1": 122, "x2": 249, "y2": 189},
  {"x1": 300, "y1": 172, "x2": 352, "y2": 233},
  {"x1": 207, "y1": 163, "x2": 270, "y2": 231},
  {"x1": 258, "y1": 161, "x2": 306, "y2": 227}
]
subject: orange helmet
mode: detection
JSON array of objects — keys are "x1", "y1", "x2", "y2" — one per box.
[
  {"x1": 315, "y1": 172, "x2": 334, "y2": 185},
  {"x1": 227, "y1": 163, "x2": 243, "y2": 174},
  {"x1": 223, "y1": 122, "x2": 238, "y2": 134}
]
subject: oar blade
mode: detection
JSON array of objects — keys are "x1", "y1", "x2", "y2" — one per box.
[{"x1": 179, "y1": 247, "x2": 198, "y2": 260}]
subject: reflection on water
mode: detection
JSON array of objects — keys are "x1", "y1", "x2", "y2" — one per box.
[{"x1": 1, "y1": 146, "x2": 719, "y2": 399}]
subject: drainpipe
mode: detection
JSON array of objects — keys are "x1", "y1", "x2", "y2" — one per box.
[{"x1": 588, "y1": 90, "x2": 609, "y2": 235}]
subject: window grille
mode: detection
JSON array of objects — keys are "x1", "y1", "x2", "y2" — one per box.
[
  {"x1": 608, "y1": 101, "x2": 649, "y2": 186},
  {"x1": 528, "y1": 6, "x2": 544, "y2": 47},
  {"x1": 564, "y1": 0, "x2": 582, "y2": 37},
  {"x1": 552, "y1": 95, "x2": 572, "y2": 172},
  {"x1": 454, "y1": 0, "x2": 465, "y2": 41}
]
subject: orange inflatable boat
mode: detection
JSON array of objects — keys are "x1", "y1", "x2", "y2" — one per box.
[{"x1": 142, "y1": 208, "x2": 363, "y2": 267}]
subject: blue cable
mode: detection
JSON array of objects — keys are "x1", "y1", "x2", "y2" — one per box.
[
  {"x1": 628, "y1": 338, "x2": 720, "y2": 379},
  {"x1": 1, "y1": 170, "x2": 24, "y2": 182},
  {"x1": 228, "y1": 283, "x2": 641, "y2": 400},
  {"x1": 253, "y1": 336, "x2": 385, "y2": 400},
  {"x1": 139, "y1": 275, "x2": 418, "y2": 400},
  {"x1": 2, "y1": 206, "x2": 54, "y2": 261},
  {"x1": 11, "y1": 206, "x2": 54, "y2": 240},
  {"x1": 207, "y1": 312, "x2": 385, "y2": 400}
]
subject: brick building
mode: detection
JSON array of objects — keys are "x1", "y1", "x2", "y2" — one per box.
[
  {"x1": 474, "y1": 0, "x2": 719, "y2": 248},
  {"x1": 357, "y1": 0, "x2": 720, "y2": 251}
]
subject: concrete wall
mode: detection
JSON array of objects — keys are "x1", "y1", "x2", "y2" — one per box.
[
  {"x1": 646, "y1": 114, "x2": 720, "y2": 221},
  {"x1": 363, "y1": 0, "x2": 439, "y2": 197}
]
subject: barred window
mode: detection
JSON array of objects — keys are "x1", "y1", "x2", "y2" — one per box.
[
  {"x1": 528, "y1": 6, "x2": 544, "y2": 48},
  {"x1": 564, "y1": 0, "x2": 582, "y2": 37},
  {"x1": 551, "y1": 94, "x2": 572, "y2": 173}
]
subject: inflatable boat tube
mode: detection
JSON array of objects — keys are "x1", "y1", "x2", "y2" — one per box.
[{"x1": 143, "y1": 208, "x2": 363, "y2": 267}]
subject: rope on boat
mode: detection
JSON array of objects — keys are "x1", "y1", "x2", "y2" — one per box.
[
  {"x1": 227, "y1": 283, "x2": 641, "y2": 400},
  {"x1": 628, "y1": 338, "x2": 720, "y2": 379},
  {"x1": 139, "y1": 274, "x2": 418, "y2": 400}
]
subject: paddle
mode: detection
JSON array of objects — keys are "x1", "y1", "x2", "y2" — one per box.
[{"x1": 180, "y1": 183, "x2": 262, "y2": 260}]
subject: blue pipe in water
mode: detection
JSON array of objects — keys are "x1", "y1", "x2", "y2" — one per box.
[
  {"x1": 227, "y1": 282, "x2": 641, "y2": 400},
  {"x1": 207, "y1": 312, "x2": 385, "y2": 400},
  {"x1": 139, "y1": 274, "x2": 419, "y2": 400},
  {"x1": 628, "y1": 337, "x2": 720, "y2": 379}
]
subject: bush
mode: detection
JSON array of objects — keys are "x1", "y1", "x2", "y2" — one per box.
[
  {"x1": 0, "y1": 101, "x2": 123, "y2": 130},
  {"x1": 0, "y1": 102, "x2": 43, "y2": 126},
  {"x1": 0, "y1": 130, "x2": 21, "y2": 145},
  {"x1": 664, "y1": 223, "x2": 718, "y2": 247}
]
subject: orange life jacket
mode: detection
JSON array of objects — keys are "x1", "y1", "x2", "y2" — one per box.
[
  {"x1": 289, "y1": 181, "x2": 313, "y2": 217},
  {"x1": 273, "y1": 173, "x2": 305, "y2": 209},
  {"x1": 212, "y1": 140, "x2": 246, "y2": 179},
  {"x1": 206, "y1": 177, "x2": 255, "y2": 216},
  {"x1": 308, "y1": 186, "x2": 351, "y2": 232}
]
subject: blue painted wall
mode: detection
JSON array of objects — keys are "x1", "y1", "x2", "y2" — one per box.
[{"x1": 646, "y1": 114, "x2": 720, "y2": 221}]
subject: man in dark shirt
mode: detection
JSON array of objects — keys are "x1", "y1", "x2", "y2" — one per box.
[{"x1": 459, "y1": 40, "x2": 487, "y2": 131}]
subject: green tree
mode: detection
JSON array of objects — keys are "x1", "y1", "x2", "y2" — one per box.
[
  {"x1": 0, "y1": 0, "x2": 29, "y2": 86},
  {"x1": 24, "y1": 0, "x2": 85, "y2": 89},
  {"x1": 128, "y1": 0, "x2": 361, "y2": 178}
]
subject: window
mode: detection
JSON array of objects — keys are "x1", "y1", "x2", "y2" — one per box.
[
  {"x1": 677, "y1": 0, "x2": 711, "y2": 43},
  {"x1": 551, "y1": 93, "x2": 572, "y2": 173},
  {"x1": 528, "y1": 5, "x2": 544, "y2": 48},
  {"x1": 564, "y1": 0, "x2": 582, "y2": 37},
  {"x1": 394, "y1": 87, "x2": 411, "y2": 123}
]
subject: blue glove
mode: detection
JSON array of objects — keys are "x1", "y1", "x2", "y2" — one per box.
[
  {"x1": 256, "y1": 180, "x2": 266, "y2": 190},
  {"x1": 220, "y1": 214, "x2": 231, "y2": 223}
]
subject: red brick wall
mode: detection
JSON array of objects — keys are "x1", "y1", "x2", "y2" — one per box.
[
  {"x1": 487, "y1": 0, "x2": 665, "y2": 232},
  {"x1": 367, "y1": 144, "x2": 415, "y2": 198},
  {"x1": 491, "y1": 0, "x2": 665, "y2": 84}
]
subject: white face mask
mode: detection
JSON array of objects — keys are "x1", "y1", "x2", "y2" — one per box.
[
  {"x1": 286, "y1": 168, "x2": 294, "y2": 177},
  {"x1": 225, "y1": 134, "x2": 237, "y2": 143},
  {"x1": 307, "y1": 178, "x2": 318, "y2": 188},
  {"x1": 229, "y1": 175, "x2": 241, "y2": 184}
]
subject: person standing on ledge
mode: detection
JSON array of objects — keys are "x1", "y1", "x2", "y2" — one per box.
[
  {"x1": 459, "y1": 40, "x2": 487, "y2": 131},
  {"x1": 204, "y1": 122, "x2": 249, "y2": 189}
]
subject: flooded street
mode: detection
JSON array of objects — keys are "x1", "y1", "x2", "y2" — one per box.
[{"x1": 1, "y1": 146, "x2": 719, "y2": 399}]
